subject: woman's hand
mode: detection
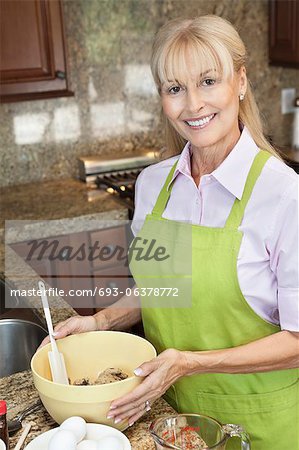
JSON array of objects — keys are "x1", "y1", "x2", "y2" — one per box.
[
  {"x1": 107, "y1": 348, "x2": 187, "y2": 426},
  {"x1": 39, "y1": 314, "x2": 101, "y2": 347}
]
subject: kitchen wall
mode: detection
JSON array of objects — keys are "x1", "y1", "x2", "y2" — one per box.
[{"x1": 1, "y1": 0, "x2": 298, "y2": 187}]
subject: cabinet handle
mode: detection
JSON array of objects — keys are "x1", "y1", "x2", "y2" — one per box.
[
  {"x1": 55, "y1": 70, "x2": 66, "y2": 80},
  {"x1": 107, "y1": 281, "x2": 118, "y2": 289},
  {"x1": 107, "y1": 244, "x2": 115, "y2": 253},
  {"x1": 61, "y1": 249, "x2": 69, "y2": 259}
]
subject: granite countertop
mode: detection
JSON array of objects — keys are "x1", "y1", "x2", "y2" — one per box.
[
  {"x1": 0, "y1": 370, "x2": 176, "y2": 449},
  {"x1": 0, "y1": 178, "x2": 127, "y2": 228}
]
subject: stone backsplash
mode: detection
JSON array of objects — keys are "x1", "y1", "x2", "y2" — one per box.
[{"x1": 1, "y1": 0, "x2": 298, "y2": 187}]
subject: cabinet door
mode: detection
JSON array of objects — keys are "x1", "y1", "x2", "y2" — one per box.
[
  {"x1": 89, "y1": 226, "x2": 128, "y2": 271},
  {"x1": 10, "y1": 226, "x2": 132, "y2": 315},
  {"x1": 93, "y1": 265, "x2": 130, "y2": 309},
  {"x1": 269, "y1": 0, "x2": 299, "y2": 68},
  {"x1": 54, "y1": 232, "x2": 95, "y2": 315},
  {"x1": 10, "y1": 232, "x2": 95, "y2": 315},
  {"x1": 0, "y1": 0, "x2": 73, "y2": 102}
]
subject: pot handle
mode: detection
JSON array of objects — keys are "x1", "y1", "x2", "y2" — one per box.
[{"x1": 222, "y1": 424, "x2": 251, "y2": 449}]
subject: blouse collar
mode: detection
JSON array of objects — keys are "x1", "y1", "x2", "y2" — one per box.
[{"x1": 167, "y1": 126, "x2": 260, "y2": 200}]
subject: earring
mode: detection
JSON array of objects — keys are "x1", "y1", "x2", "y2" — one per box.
[{"x1": 239, "y1": 93, "x2": 245, "y2": 101}]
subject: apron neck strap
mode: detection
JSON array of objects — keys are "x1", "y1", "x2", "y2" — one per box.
[
  {"x1": 151, "y1": 159, "x2": 179, "y2": 217},
  {"x1": 225, "y1": 150, "x2": 271, "y2": 229}
]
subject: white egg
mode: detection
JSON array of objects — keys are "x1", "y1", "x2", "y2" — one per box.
[
  {"x1": 60, "y1": 416, "x2": 87, "y2": 443},
  {"x1": 76, "y1": 440, "x2": 98, "y2": 450},
  {"x1": 96, "y1": 435, "x2": 123, "y2": 450},
  {"x1": 48, "y1": 429, "x2": 77, "y2": 450}
]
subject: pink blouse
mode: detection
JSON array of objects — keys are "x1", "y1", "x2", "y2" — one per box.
[{"x1": 132, "y1": 127, "x2": 299, "y2": 331}]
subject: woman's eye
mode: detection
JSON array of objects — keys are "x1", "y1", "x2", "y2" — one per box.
[
  {"x1": 202, "y1": 78, "x2": 216, "y2": 86},
  {"x1": 168, "y1": 85, "x2": 181, "y2": 94}
]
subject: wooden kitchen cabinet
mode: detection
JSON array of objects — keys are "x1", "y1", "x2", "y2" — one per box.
[
  {"x1": 0, "y1": 0, "x2": 73, "y2": 102},
  {"x1": 10, "y1": 232, "x2": 94, "y2": 315},
  {"x1": 269, "y1": 0, "x2": 299, "y2": 68},
  {"x1": 93, "y1": 265, "x2": 130, "y2": 309},
  {"x1": 90, "y1": 224, "x2": 131, "y2": 311},
  {"x1": 10, "y1": 225, "x2": 131, "y2": 315}
]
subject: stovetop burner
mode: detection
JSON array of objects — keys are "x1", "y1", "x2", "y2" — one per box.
[
  {"x1": 78, "y1": 150, "x2": 158, "y2": 218},
  {"x1": 95, "y1": 169, "x2": 142, "y2": 217}
]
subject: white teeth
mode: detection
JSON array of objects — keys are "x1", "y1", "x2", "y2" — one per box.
[{"x1": 186, "y1": 114, "x2": 215, "y2": 127}]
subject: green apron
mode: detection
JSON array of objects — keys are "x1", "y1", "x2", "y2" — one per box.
[{"x1": 129, "y1": 150, "x2": 299, "y2": 449}]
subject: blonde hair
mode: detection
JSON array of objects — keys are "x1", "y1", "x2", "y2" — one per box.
[{"x1": 151, "y1": 15, "x2": 281, "y2": 159}]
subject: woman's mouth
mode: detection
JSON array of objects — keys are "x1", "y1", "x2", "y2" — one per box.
[{"x1": 184, "y1": 113, "x2": 216, "y2": 129}]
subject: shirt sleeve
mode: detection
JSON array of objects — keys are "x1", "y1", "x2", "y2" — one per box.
[
  {"x1": 269, "y1": 178, "x2": 299, "y2": 331},
  {"x1": 131, "y1": 169, "x2": 145, "y2": 237}
]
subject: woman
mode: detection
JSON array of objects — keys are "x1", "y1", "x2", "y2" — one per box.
[{"x1": 44, "y1": 16, "x2": 299, "y2": 449}]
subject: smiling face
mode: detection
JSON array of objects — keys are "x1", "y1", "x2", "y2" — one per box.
[{"x1": 159, "y1": 45, "x2": 247, "y2": 153}]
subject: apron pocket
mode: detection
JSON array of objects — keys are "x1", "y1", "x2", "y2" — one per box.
[
  {"x1": 197, "y1": 379, "x2": 298, "y2": 415},
  {"x1": 196, "y1": 380, "x2": 299, "y2": 450}
]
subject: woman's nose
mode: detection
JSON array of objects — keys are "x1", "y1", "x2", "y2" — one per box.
[{"x1": 185, "y1": 88, "x2": 205, "y2": 113}]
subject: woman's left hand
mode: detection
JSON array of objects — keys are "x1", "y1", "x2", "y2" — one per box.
[{"x1": 107, "y1": 348, "x2": 187, "y2": 426}]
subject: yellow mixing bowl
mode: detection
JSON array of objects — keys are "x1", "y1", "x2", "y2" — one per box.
[{"x1": 31, "y1": 331, "x2": 156, "y2": 430}]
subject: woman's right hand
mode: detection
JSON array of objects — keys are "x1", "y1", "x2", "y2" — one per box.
[{"x1": 39, "y1": 314, "x2": 106, "y2": 348}]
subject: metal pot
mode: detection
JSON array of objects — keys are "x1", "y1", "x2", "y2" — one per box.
[{"x1": 0, "y1": 319, "x2": 47, "y2": 378}]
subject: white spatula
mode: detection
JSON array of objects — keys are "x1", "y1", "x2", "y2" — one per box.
[{"x1": 38, "y1": 280, "x2": 69, "y2": 385}]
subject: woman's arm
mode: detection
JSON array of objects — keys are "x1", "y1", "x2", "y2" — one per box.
[
  {"x1": 40, "y1": 287, "x2": 141, "y2": 346},
  {"x1": 108, "y1": 330, "x2": 299, "y2": 426},
  {"x1": 95, "y1": 287, "x2": 141, "y2": 331},
  {"x1": 183, "y1": 330, "x2": 299, "y2": 375}
]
